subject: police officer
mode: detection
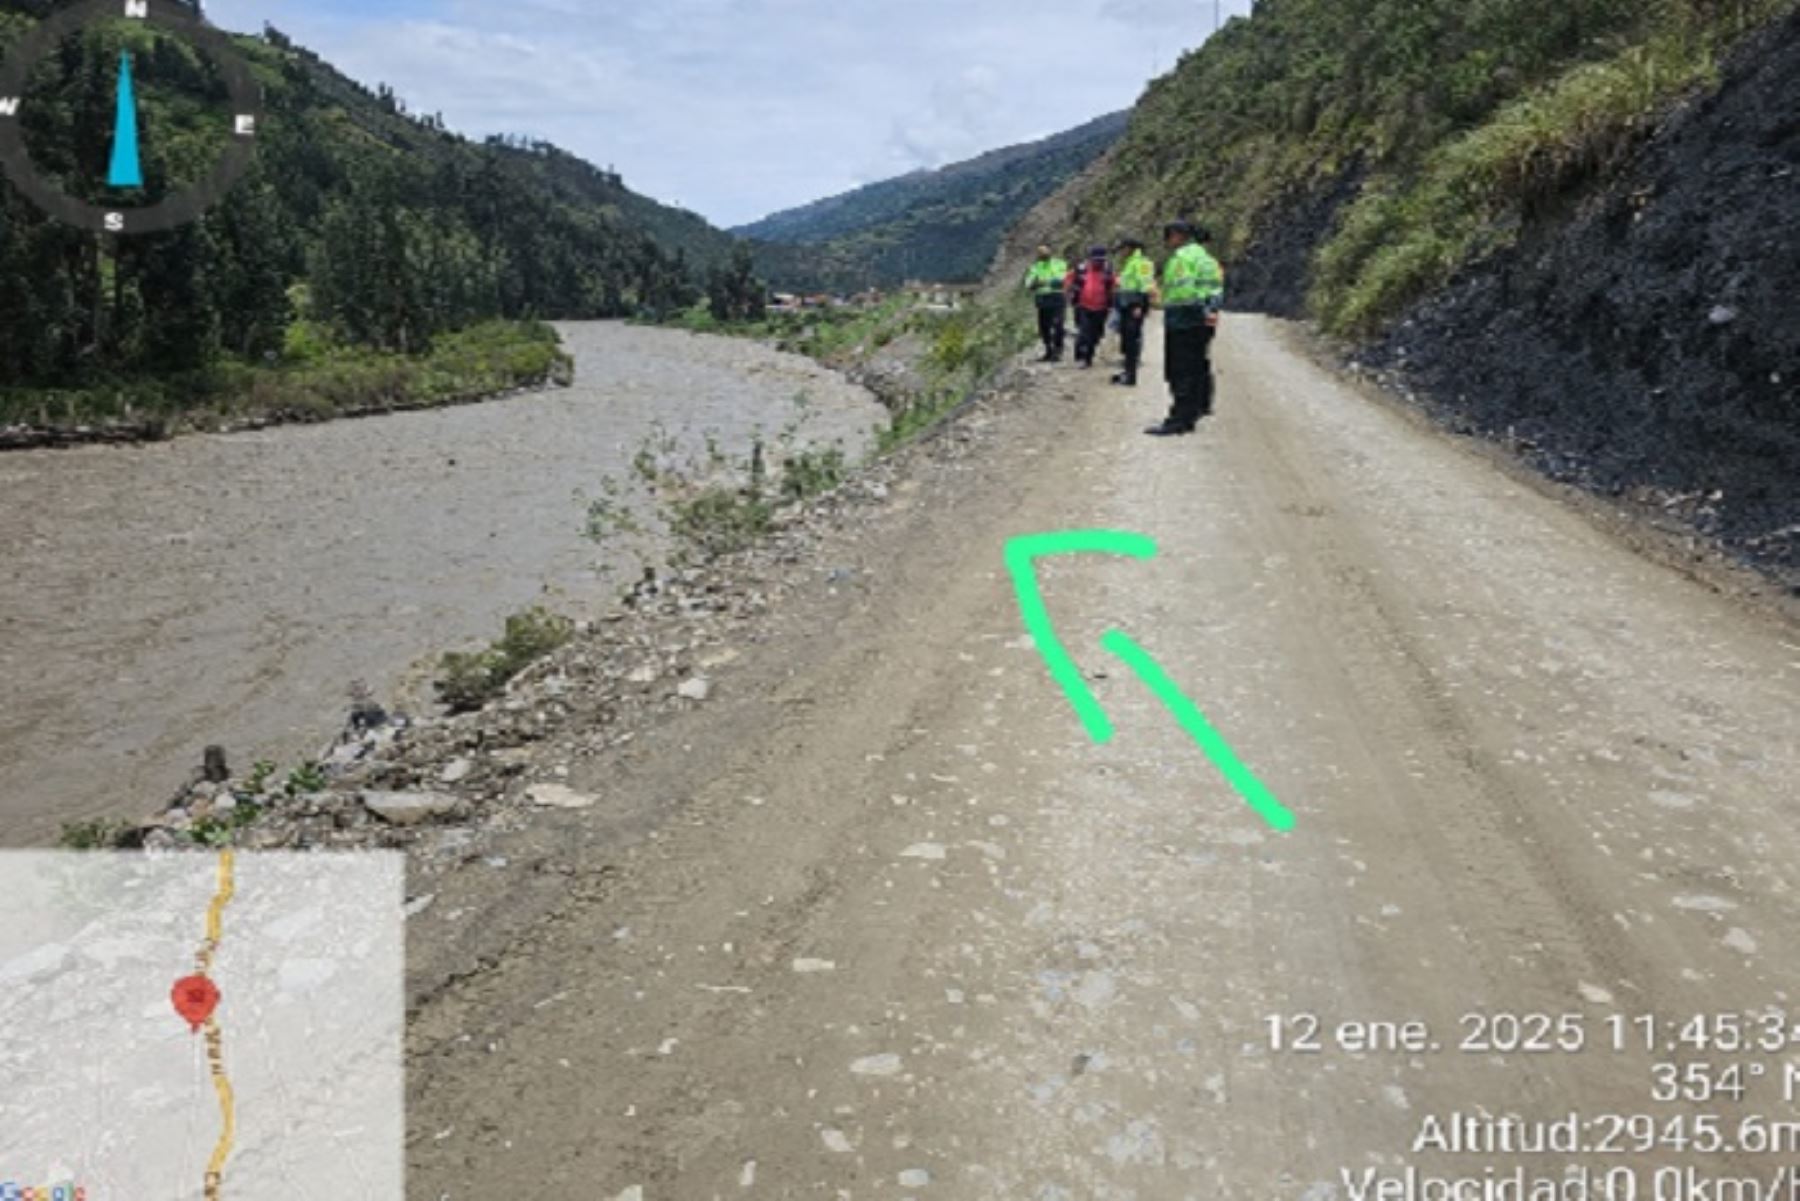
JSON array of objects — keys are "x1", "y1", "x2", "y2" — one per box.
[
  {"x1": 1146, "y1": 221, "x2": 1224, "y2": 437},
  {"x1": 1111, "y1": 235, "x2": 1156, "y2": 387},
  {"x1": 1023, "y1": 244, "x2": 1070, "y2": 362}
]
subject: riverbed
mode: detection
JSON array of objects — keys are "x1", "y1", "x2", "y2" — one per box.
[{"x1": 0, "y1": 323, "x2": 884, "y2": 845}]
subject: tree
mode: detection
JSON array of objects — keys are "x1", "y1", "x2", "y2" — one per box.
[
  {"x1": 135, "y1": 222, "x2": 218, "y2": 372},
  {"x1": 209, "y1": 177, "x2": 295, "y2": 357},
  {"x1": 707, "y1": 245, "x2": 766, "y2": 322}
]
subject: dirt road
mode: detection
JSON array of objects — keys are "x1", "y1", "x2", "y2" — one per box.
[{"x1": 407, "y1": 316, "x2": 1800, "y2": 1198}]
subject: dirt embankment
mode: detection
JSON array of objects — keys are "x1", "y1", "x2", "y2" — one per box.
[{"x1": 1360, "y1": 11, "x2": 1800, "y2": 590}]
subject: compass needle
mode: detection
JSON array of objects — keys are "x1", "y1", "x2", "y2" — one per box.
[
  {"x1": 106, "y1": 49, "x2": 142, "y2": 190},
  {"x1": 0, "y1": 0, "x2": 260, "y2": 233}
]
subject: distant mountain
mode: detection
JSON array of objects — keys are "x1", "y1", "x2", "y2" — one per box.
[{"x1": 735, "y1": 112, "x2": 1129, "y2": 292}]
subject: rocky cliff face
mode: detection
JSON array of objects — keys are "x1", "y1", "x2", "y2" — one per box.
[{"x1": 1363, "y1": 9, "x2": 1800, "y2": 588}]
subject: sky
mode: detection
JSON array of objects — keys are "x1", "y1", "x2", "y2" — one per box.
[{"x1": 202, "y1": 0, "x2": 1255, "y2": 228}]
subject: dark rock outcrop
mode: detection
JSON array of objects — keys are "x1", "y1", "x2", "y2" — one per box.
[{"x1": 1365, "y1": 11, "x2": 1800, "y2": 587}]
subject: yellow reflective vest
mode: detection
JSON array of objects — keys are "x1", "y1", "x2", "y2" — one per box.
[
  {"x1": 1116, "y1": 250, "x2": 1156, "y2": 306},
  {"x1": 1161, "y1": 243, "x2": 1224, "y2": 329},
  {"x1": 1025, "y1": 257, "x2": 1069, "y2": 298}
]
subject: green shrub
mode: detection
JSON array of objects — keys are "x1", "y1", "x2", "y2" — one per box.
[
  {"x1": 282, "y1": 319, "x2": 336, "y2": 364},
  {"x1": 244, "y1": 759, "x2": 278, "y2": 793},
  {"x1": 285, "y1": 762, "x2": 329, "y2": 795},
  {"x1": 781, "y1": 446, "x2": 848, "y2": 501},
  {"x1": 437, "y1": 607, "x2": 574, "y2": 712},
  {"x1": 191, "y1": 799, "x2": 262, "y2": 847},
  {"x1": 929, "y1": 320, "x2": 970, "y2": 373},
  {"x1": 668, "y1": 300, "x2": 722, "y2": 333},
  {"x1": 668, "y1": 487, "x2": 773, "y2": 560},
  {"x1": 59, "y1": 817, "x2": 131, "y2": 850}
]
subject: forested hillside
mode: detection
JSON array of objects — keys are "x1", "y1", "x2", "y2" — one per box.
[
  {"x1": 738, "y1": 112, "x2": 1127, "y2": 292},
  {"x1": 0, "y1": 0, "x2": 742, "y2": 427},
  {"x1": 1028, "y1": 0, "x2": 1797, "y2": 583}
]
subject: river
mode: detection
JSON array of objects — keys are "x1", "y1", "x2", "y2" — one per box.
[{"x1": 0, "y1": 323, "x2": 885, "y2": 845}]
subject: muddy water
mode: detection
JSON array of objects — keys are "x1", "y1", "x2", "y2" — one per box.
[{"x1": 0, "y1": 323, "x2": 884, "y2": 844}]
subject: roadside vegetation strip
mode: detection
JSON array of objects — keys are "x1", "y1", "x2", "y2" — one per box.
[
  {"x1": 652, "y1": 291, "x2": 1033, "y2": 461},
  {"x1": 656, "y1": 294, "x2": 916, "y2": 359},
  {"x1": 0, "y1": 319, "x2": 572, "y2": 446}
]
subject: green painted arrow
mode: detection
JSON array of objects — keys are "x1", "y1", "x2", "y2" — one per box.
[{"x1": 1004, "y1": 530, "x2": 1296, "y2": 832}]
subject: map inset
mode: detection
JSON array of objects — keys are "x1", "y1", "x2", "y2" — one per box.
[{"x1": 0, "y1": 852, "x2": 404, "y2": 1201}]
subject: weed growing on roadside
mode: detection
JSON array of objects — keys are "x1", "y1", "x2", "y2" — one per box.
[
  {"x1": 667, "y1": 487, "x2": 775, "y2": 561},
  {"x1": 285, "y1": 762, "x2": 329, "y2": 796},
  {"x1": 244, "y1": 759, "x2": 278, "y2": 794},
  {"x1": 781, "y1": 447, "x2": 848, "y2": 501},
  {"x1": 437, "y1": 607, "x2": 575, "y2": 712},
  {"x1": 58, "y1": 817, "x2": 131, "y2": 850},
  {"x1": 190, "y1": 800, "x2": 263, "y2": 847},
  {"x1": 582, "y1": 396, "x2": 857, "y2": 575}
]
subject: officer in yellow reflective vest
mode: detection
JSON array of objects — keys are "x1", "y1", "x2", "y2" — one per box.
[
  {"x1": 1023, "y1": 244, "x2": 1070, "y2": 362},
  {"x1": 1111, "y1": 235, "x2": 1157, "y2": 387},
  {"x1": 1146, "y1": 220, "x2": 1225, "y2": 437}
]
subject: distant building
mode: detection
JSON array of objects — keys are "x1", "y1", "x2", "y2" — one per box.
[{"x1": 903, "y1": 280, "x2": 978, "y2": 310}]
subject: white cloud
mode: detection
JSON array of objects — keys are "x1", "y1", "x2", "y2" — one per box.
[
  {"x1": 882, "y1": 64, "x2": 1004, "y2": 173},
  {"x1": 203, "y1": 0, "x2": 1245, "y2": 226}
]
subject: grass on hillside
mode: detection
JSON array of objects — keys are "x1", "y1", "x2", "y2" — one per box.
[
  {"x1": 1312, "y1": 25, "x2": 1739, "y2": 335},
  {"x1": 0, "y1": 319, "x2": 574, "y2": 433},
  {"x1": 1057, "y1": 0, "x2": 1791, "y2": 339}
]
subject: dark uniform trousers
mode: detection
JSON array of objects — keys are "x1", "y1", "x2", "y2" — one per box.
[
  {"x1": 1035, "y1": 296, "x2": 1066, "y2": 359},
  {"x1": 1073, "y1": 307, "x2": 1109, "y2": 365},
  {"x1": 1117, "y1": 303, "x2": 1147, "y2": 379},
  {"x1": 1163, "y1": 322, "x2": 1216, "y2": 429}
]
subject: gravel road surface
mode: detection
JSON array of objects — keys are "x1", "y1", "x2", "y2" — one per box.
[{"x1": 402, "y1": 316, "x2": 1800, "y2": 1198}]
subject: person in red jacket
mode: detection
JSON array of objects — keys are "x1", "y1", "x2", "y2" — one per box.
[{"x1": 1064, "y1": 245, "x2": 1116, "y2": 369}]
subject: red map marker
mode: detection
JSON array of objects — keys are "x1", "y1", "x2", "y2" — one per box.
[{"x1": 172, "y1": 974, "x2": 220, "y2": 1032}]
